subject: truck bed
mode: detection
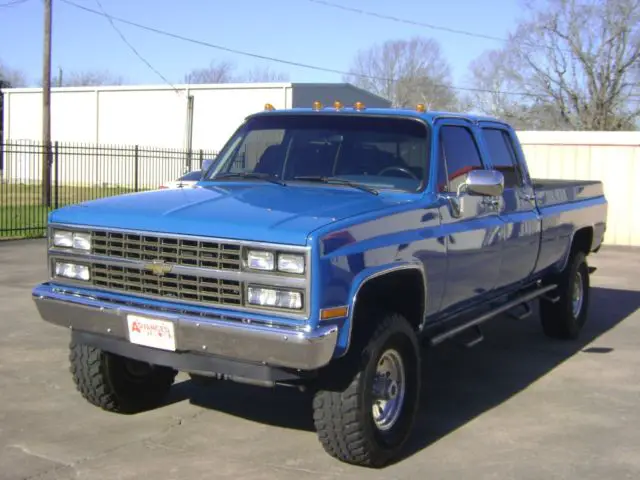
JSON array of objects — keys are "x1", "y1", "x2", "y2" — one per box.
[
  {"x1": 531, "y1": 178, "x2": 605, "y2": 207},
  {"x1": 531, "y1": 177, "x2": 607, "y2": 276}
]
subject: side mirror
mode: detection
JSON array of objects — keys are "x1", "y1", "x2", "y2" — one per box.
[{"x1": 459, "y1": 169, "x2": 504, "y2": 197}]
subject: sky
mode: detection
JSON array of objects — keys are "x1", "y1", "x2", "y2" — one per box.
[{"x1": 0, "y1": 0, "x2": 526, "y2": 90}]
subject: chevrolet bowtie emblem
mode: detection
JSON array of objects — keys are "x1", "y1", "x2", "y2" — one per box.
[{"x1": 145, "y1": 260, "x2": 173, "y2": 276}]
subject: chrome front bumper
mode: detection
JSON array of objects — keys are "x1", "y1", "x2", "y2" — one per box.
[{"x1": 32, "y1": 283, "x2": 338, "y2": 371}]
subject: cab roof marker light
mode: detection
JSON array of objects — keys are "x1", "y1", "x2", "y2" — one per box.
[
  {"x1": 416, "y1": 103, "x2": 426, "y2": 113},
  {"x1": 312, "y1": 100, "x2": 323, "y2": 111},
  {"x1": 354, "y1": 101, "x2": 365, "y2": 111},
  {"x1": 333, "y1": 100, "x2": 343, "y2": 110},
  {"x1": 264, "y1": 103, "x2": 275, "y2": 111}
]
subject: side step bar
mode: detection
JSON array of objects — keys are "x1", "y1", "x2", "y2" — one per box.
[{"x1": 429, "y1": 284, "x2": 558, "y2": 347}]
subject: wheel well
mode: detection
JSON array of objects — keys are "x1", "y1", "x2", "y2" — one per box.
[
  {"x1": 352, "y1": 269, "x2": 425, "y2": 334},
  {"x1": 572, "y1": 227, "x2": 594, "y2": 255}
]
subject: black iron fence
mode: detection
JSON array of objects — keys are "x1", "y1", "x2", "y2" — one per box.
[{"x1": 0, "y1": 140, "x2": 217, "y2": 239}]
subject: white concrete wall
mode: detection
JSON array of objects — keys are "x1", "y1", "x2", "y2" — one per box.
[
  {"x1": 1, "y1": 82, "x2": 390, "y2": 150},
  {"x1": 2, "y1": 82, "x2": 296, "y2": 150},
  {"x1": 516, "y1": 131, "x2": 640, "y2": 247}
]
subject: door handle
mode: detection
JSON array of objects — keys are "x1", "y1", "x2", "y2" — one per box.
[
  {"x1": 482, "y1": 198, "x2": 499, "y2": 208},
  {"x1": 520, "y1": 193, "x2": 535, "y2": 202}
]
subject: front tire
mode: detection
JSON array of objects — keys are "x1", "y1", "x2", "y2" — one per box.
[
  {"x1": 540, "y1": 250, "x2": 590, "y2": 340},
  {"x1": 312, "y1": 313, "x2": 421, "y2": 468},
  {"x1": 69, "y1": 341, "x2": 177, "y2": 414}
]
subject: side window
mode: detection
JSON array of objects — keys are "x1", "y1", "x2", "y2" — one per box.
[
  {"x1": 481, "y1": 128, "x2": 523, "y2": 188},
  {"x1": 439, "y1": 125, "x2": 484, "y2": 193}
]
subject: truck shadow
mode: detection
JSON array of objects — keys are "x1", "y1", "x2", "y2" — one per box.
[{"x1": 175, "y1": 285, "x2": 639, "y2": 462}]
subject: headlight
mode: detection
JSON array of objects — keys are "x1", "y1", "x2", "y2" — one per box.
[
  {"x1": 52, "y1": 230, "x2": 91, "y2": 251},
  {"x1": 247, "y1": 286, "x2": 303, "y2": 310},
  {"x1": 54, "y1": 262, "x2": 90, "y2": 281},
  {"x1": 245, "y1": 249, "x2": 305, "y2": 274},
  {"x1": 277, "y1": 253, "x2": 305, "y2": 274},
  {"x1": 246, "y1": 250, "x2": 275, "y2": 271}
]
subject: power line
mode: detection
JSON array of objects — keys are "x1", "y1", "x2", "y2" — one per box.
[
  {"x1": 306, "y1": 0, "x2": 510, "y2": 44},
  {"x1": 0, "y1": 0, "x2": 29, "y2": 7},
  {"x1": 304, "y1": 0, "x2": 561, "y2": 53},
  {"x1": 59, "y1": 0, "x2": 541, "y2": 98},
  {"x1": 93, "y1": 0, "x2": 179, "y2": 93}
]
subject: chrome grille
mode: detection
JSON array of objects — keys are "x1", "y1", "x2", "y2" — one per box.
[
  {"x1": 91, "y1": 264, "x2": 242, "y2": 306},
  {"x1": 91, "y1": 230, "x2": 242, "y2": 271}
]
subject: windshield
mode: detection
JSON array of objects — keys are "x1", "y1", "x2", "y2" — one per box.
[{"x1": 205, "y1": 114, "x2": 430, "y2": 193}]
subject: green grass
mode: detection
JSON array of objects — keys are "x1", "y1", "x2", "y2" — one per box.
[{"x1": 0, "y1": 183, "x2": 136, "y2": 239}]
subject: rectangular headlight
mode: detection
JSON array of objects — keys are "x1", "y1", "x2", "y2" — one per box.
[
  {"x1": 72, "y1": 232, "x2": 91, "y2": 250},
  {"x1": 52, "y1": 230, "x2": 73, "y2": 248},
  {"x1": 277, "y1": 253, "x2": 305, "y2": 274},
  {"x1": 247, "y1": 286, "x2": 303, "y2": 310},
  {"x1": 54, "y1": 262, "x2": 90, "y2": 281},
  {"x1": 246, "y1": 250, "x2": 275, "y2": 271},
  {"x1": 52, "y1": 230, "x2": 91, "y2": 251}
]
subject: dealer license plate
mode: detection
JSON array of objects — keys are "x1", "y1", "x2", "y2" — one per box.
[{"x1": 126, "y1": 315, "x2": 176, "y2": 351}]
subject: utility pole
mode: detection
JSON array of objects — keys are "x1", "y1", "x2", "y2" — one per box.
[{"x1": 42, "y1": 0, "x2": 52, "y2": 206}]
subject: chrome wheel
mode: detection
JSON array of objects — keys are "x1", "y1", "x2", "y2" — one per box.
[
  {"x1": 572, "y1": 270, "x2": 584, "y2": 318},
  {"x1": 371, "y1": 348, "x2": 406, "y2": 431}
]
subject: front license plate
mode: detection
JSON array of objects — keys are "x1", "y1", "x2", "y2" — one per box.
[{"x1": 126, "y1": 315, "x2": 176, "y2": 351}]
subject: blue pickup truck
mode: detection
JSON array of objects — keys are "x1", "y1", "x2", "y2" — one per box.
[{"x1": 33, "y1": 102, "x2": 607, "y2": 467}]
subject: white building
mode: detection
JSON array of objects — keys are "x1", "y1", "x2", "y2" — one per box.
[{"x1": 1, "y1": 82, "x2": 391, "y2": 151}]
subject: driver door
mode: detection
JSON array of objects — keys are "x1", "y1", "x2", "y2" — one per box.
[{"x1": 435, "y1": 121, "x2": 503, "y2": 312}]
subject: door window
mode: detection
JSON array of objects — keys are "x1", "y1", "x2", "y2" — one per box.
[{"x1": 439, "y1": 125, "x2": 485, "y2": 193}]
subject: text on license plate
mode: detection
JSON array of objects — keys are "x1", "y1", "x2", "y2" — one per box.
[{"x1": 126, "y1": 315, "x2": 176, "y2": 351}]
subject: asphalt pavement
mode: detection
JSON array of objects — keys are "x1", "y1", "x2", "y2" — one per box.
[{"x1": 1, "y1": 239, "x2": 639, "y2": 480}]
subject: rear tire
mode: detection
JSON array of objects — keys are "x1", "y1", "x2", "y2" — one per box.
[
  {"x1": 312, "y1": 312, "x2": 421, "y2": 468},
  {"x1": 69, "y1": 341, "x2": 177, "y2": 414},
  {"x1": 540, "y1": 250, "x2": 590, "y2": 340}
]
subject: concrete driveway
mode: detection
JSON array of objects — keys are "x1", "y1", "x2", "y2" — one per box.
[{"x1": 1, "y1": 239, "x2": 639, "y2": 480}]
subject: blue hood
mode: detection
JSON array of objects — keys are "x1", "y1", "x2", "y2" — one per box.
[{"x1": 49, "y1": 183, "x2": 404, "y2": 245}]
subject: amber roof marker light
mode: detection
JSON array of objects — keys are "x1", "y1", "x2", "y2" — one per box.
[
  {"x1": 264, "y1": 103, "x2": 275, "y2": 111},
  {"x1": 333, "y1": 100, "x2": 343, "y2": 110},
  {"x1": 416, "y1": 103, "x2": 426, "y2": 113},
  {"x1": 312, "y1": 100, "x2": 323, "y2": 111},
  {"x1": 353, "y1": 101, "x2": 366, "y2": 111}
]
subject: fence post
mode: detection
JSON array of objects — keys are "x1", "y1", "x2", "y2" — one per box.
[
  {"x1": 199, "y1": 149, "x2": 203, "y2": 170},
  {"x1": 134, "y1": 145, "x2": 139, "y2": 192},
  {"x1": 54, "y1": 141, "x2": 59, "y2": 209},
  {"x1": 42, "y1": 141, "x2": 53, "y2": 207}
]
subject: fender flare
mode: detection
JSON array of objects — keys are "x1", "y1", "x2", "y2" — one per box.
[{"x1": 336, "y1": 261, "x2": 428, "y2": 357}]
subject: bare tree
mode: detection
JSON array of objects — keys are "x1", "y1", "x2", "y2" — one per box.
[
  {"x1": 0, "y1": 60, "x2": 27, "y2": 88},
  {"x1": 184, "y1": 61, "x2": 289, "y2": 84},
  {"x1": 184, "y1": 60, "x2": 236, "y2": 84},
  {"x1": 468, "y1": 0, "x2": 640, "y2": 130},
  {"x1": 48, "y1": 69, "x2": 125, "y2": 87},
  {"x1": 344, "y1": 36, "x2": 459, "y2": 110},
  {"x1": 238, "y1": 66, "x2": 289, "y2": 82}
]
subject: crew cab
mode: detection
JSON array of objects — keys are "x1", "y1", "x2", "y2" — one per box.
[{"x1": 33, "y1": 102, "x2": 608, "y2": 467}]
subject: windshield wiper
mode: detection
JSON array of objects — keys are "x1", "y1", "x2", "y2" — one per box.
[
  {"x1": 293, "y1": 176, "x2": 379, "y2": 195},
  {"x1": 213, "y1": 172, "x2": 287, "y2": 186}
]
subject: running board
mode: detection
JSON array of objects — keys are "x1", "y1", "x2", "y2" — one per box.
[
  {"x1": 507, "y1": 301, "x2": 533, "y2": 320},
  {"x1": 429, "y1": 284, "x2": 558, "y2": 347}
]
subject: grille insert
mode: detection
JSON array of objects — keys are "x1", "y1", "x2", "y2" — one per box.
[
  {"x1": 91, "y1": 264, "x2": 242, "y2": 306},
  {"x1": 91, "y1": 231, "x2": 242, "y2": 271}
]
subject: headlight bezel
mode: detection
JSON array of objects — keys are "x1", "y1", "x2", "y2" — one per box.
[
  {"x1": 54, "y1": 261, "x2": 91, "y2": 281},
  {"x1": 246, "y1": 285, "x2": 305, "y2": 311},
  {"x1": 50, "y1": 228, "x2": 92, "y2": 252},
  {"x1": 243, "y1": 248, "x2": 306, "y2": 275}
]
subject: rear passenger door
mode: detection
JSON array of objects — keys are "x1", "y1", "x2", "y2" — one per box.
[
  {"x1": 478, "y1": 124, "x2": 540, "y2": 290},
  {"x1": 436, "y1": 122, "x2": 503, "y2": 312}
]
